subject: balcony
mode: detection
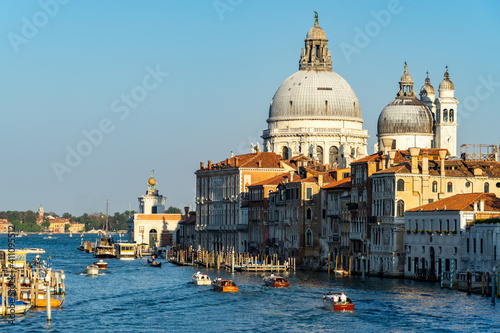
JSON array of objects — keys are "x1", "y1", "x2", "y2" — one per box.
[{"x1": 235, "y1": 224, "x2": 248, "y2": 231}]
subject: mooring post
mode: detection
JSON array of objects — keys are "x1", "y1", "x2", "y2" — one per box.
[
  {"x1": 46, "y1": 269, "x2": 52, "y2": 323},
  {"x1": 231, "y1": 249, "x2": 235, "y2": 273},
  {"x1": 467, "y1": 270, "x2": 472, "y2": 295},
  {"x1": 361, "y1": 255, "x2": 365, "y2": 283},
  {"x1": 327, "y1": 253, "x2": 330, "y2": 275},
  {"x1": 492, "y1": 267, "x2": 497, "y2": 304}
]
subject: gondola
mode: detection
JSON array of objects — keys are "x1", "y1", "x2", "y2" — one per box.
[{"x1": 147, "y1": 259, "x2": 162, "y2": 267}]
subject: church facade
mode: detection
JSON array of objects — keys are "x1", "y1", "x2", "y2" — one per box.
[
  {"x1": 377, "y1": 64, "x2": 459, "y2": 156},
  {"x1": 261, "y1": 15, "x2": 368, "y2": 168}
]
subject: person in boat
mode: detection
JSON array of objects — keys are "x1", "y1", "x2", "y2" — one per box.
[
  {"x1": 340, "y1": 292, "x2": 347, "y2": 304},
  {"x1": 333, "y1": 293, "x2": 339, "y2": 302}
]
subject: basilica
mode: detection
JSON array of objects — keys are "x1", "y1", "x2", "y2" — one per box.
[{"x1": 262, "y1": 14, "x2": 459, "y2": 164}]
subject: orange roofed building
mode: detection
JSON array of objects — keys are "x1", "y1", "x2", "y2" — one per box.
[{"x1": 195, "y1": 151, "x2": 295, "y2": 252}]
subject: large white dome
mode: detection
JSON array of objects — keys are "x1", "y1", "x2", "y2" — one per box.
[{"x1": 268, "y1": 70, "x2": 362, "y2": 120}]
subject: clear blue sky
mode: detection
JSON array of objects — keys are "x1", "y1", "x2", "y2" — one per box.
[{"x1": 1, "y1": 0, "x2": 499, "y2": 216}]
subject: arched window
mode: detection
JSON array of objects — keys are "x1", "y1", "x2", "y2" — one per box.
[
  {"x1": 397, "y1": 200, "x2": 405, "y2": 217},
  {"x1": 484, "y1": 182, "x2": 490, "y2": 193},
  {"x1": 316, "y1": 146, "x2": 323, "y2": 163},
  {"x1": 432, "y1": 181, "x2": 438, "y2": 193},
  {"x1": 306, "y1": 229, "x2": 313, "y2": 247},
  {"x1": 282, "y1": 146, "x2": 289, "y2": 160},
  {"x1": 329, "y1": 146, "x2": 339, "y2": 166},
  {"x1": 449, "y1": 109, "x2": 454, "y2": 122},
  {"x1": 436, "y1": 109, "x2": 440, "y2": 122},
  {"x1": 447, "y1": 182, "x2": 453, "y2": 193},
  {"x1": 306, "y1": 208, "x2": 312, "y2": 220},
  {"x1": 443, "y1": 109, "x2": 448, "y2": 122},
  {"x1": 397, "y1": 179, "x2": 405, "y2": 191}
]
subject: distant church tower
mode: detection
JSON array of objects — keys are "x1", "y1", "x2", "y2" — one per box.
[
  {"x1": 138, "y1": 171, "x2": 166, "y2": 214},
  {"x1": 37, "y1": 204, "x2": 44, "y2": 218},
  {"x1": 434, "y1": 68, "x2": 459, "y2": 156}
]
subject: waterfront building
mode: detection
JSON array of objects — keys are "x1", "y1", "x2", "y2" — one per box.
[
  {"x1": 321, "y1": 177, "x2": 351, "y2": 268},
  {"x1": 48, "y1": 218, "x2": 70, "y2": 233},
  {"x1": 68, "y1": 222, "x2": 85, "y2": 233},
  {"x1": 405, "y1": 193, "x2": 500, "y2": 280},
  {"x1": 261, "y1": 14, "x2": 368, "y2": 167},
  {"x1": 127, "y1": 173, "x2": 182, "y2": 248},
  {"x1": 370, "y1": 142, "x2": 500, "y2": 277},
  {"x1": 195, "y1": 151, "x2": 293, "y2": 253},
  {"x1": 177, "y1": 207, "x2": 197, "y2": 250},
  {"x1": 461, "y1": 216, "x2": 500, "y2": 274},
  {"x1": 0, "y1": 219, "x2": 12, "y2": 233}
]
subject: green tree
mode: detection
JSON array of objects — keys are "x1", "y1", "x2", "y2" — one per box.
[
  {"x1": 65, "y1": 223, "x2": 71, "y2": 231},
  {"x1": 63, "y1": 212, "x2": 72, "y2": 219},
  {"x1": 24, "y1": 210, "x2": 37, "y2": 224},
  {"x1": 42, "y1": 221, "x2": 51, "y2": 228},
  {"x1": 166, "y1": 206, "x2": 182, "y2": 214}
]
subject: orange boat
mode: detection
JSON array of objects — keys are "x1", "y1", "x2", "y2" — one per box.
[
  {"x1": 263, "y1": 275, "x2": 290, "y2": 288},
  {"x1": 323, "y1": 293, "x2": 354, "y2": 311},
  {"x1": 20, "y1": 291, "x2": 64, "y2": 308},
  {"x1": 212, "y1": 278, "x2": 238, "y2": 292}
]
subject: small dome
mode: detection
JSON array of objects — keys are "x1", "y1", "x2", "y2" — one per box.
[
  {"x1": 420, "y1": 77, "x2": 435, "y2": 95},
  {"x1": 306, "y1": 26, "x2": 327, "y2": 40},
  {"x1": 439, "y1": 71, "x2": 454, "y2": 90},
  {"x1": 378, "y1": 98, "x2": 433, "y2": 135}
]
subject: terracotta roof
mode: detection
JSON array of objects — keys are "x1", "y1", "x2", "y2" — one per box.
[
  {"x1": 250, "y1": 173, "x2": 292, "y2": 187},
  {"x1": 373, "y1": 163, "x2": 411, "y2": 175},
  {"x1": 407, "y1": 193, "x2": 500, "y2": 212},
  {"x1": 198, "y1": 152, "x2": 284, "y2": 171},
  {"x1": 321, "y1": 177, "x2": 352, "y2": 189},
  {"x1": 136, "y1": 214, "x2": 183, "y2": 220}
]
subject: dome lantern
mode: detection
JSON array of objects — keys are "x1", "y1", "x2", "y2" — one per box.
[{"x1": 299, "y1": 12, "x2": 332, "y2": 71}]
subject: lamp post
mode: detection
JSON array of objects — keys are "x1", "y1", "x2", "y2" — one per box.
[{"x1": 492, "y1": 266, "x2": 497, "y2": 304}]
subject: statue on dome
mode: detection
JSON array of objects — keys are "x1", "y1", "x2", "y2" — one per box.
[
  {"x1": 314, "y1": 11, "x2": 318, "y2": 26},
  {"x1": 266, "y1": 141, "x2": 271, "y2": 152},
  {"x1": 250, "y1": 143, "x2": 256, "y2": 153},
  {"x1": 256, "y1": 142, "x2": 261, "y2": 152}
]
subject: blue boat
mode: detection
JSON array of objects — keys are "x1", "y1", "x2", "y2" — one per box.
[{"x1": 0, "y1": 296, "x2": 32, "y2": 314}]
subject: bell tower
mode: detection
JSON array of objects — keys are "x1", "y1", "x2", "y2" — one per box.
[{"x1": 435, "y1": 67, "x2": 459, "y2": 156}]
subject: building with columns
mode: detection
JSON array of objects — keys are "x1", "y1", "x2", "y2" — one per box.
[
  {"x1": 127, "y1": 173, "x2": 182, "y2": 248},
  {"x1": 261, "y1": 14, "x2": 368, "y2": 168},
  {"x1": 378, "y1": 64, "x2": 459, "y2": 156}
]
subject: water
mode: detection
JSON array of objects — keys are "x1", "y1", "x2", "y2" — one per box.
[{"x1": 1, "y1": 234, "x2": 499, "y2": 332}]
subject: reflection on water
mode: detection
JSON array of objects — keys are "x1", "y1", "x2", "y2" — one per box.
[{"x1": 1, "y1": 234, "x2": 499, "y2": 332}]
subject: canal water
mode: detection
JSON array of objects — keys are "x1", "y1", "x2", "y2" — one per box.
[{"x1": 1, "y1": 234, "x2": 499, "y2": 332}]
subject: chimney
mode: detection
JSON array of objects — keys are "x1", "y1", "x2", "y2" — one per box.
[
  {"x1": 409, "y1": 147, "x2": 420, "y2": 174},
  {"x1": 226, "y1": 158, "x2": 229, "y2": 166},
  {"x1": 382, "y1": 138, "x2": 393, "y2": 169},
  {"x1": 438, "y1": 149, "x2": 447, "y2": 175},
  {"x1": 257, "y1": 160, "x2": 262, "y2": 168},
  {"x1": 422, "y1": 151, "x2": 429, "y2": 175},
  {"x1": 256, "y1": 147, "x2": 260, "y2": 153},
  {"x1": 318, "y1": 174, "x2": 323, "y2": 186},
  {"x1": 479, "y1": 199, "x2": 485, "y2": 211},
  {"x1": 388, "y1": 150, "x2": 396, "y2": 167},
  {"x1": 200, "y1": 161, "x2": 204, "y2": 169},
  {"x1": 473, "y1": 201, "x2": 478, "y2": 211},
  {"x1": 184, "y1": 206, "x2": 189, "y2": 219},
  {"x1": 235, "y1": 157, "x2": 239, "y2": 167},
  {"x1": 208, "y1": 160, "x2": 212, "y2": 169},
  {"x1": 289, "y1": 170, "x2": 294, "y2": 182}
]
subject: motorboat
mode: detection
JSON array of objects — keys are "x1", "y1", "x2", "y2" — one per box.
[
  {"x1": 263, "y1": 275, "x2": 290, "y2": 288},
  {"x1": 94, "y1": 236, "x2": 117, "y2": 258},
  {"x1": 322, "y1": 293, "x2": 354, "y2": 311},
  {"x1": 20, "y1": 291, "x2": 64, "y2": 308},
  {"x1": 93, "y1": 259, "x2": 108, "y2": 270},
  {"x1": 86, "y1": 264, "x2": 99, "y2": 276},
  {"x1": 212, "y1": 278, "x2": 238, "y2": 292},
  {"x1": 0, "y1": 296, "x2": 32, "y2": 314},
  {"x1": 191, "y1": 271, "x2": 211, "y2": 285}
]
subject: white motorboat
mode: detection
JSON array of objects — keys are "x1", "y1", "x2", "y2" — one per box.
[
  {"x1": 0, "y1": 296, "x2": 32, "y2": 314},
  {"x1": 191, "y1": 271, "x2": 211, "y2": 285},
  {"x1": 85, "y1": 264, "x2": 99, "y2": 276}
]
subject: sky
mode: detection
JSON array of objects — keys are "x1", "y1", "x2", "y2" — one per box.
[{"x1": 1, "y1": 0, "x2": 499, "y2": 216}]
